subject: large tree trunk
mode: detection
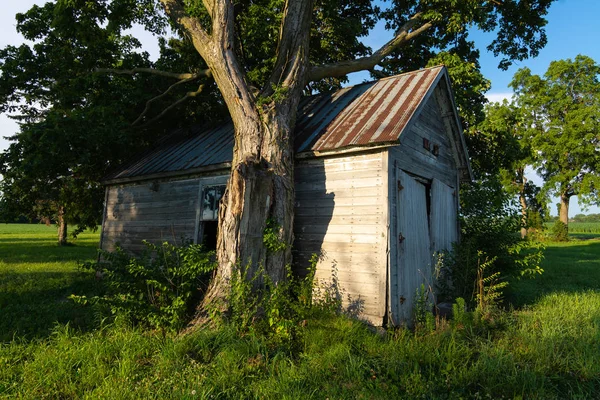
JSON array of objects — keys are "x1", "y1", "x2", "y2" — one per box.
[
  {"x1": 167, "y1": 0, "x2": 314, "y2": 318},
  {"x1": 518, "y1": 170, "x2": 527, "y2": 239},
  {"x1": 57, "y1": 206, "x2": 68, "y2": 246},
  {"x1": 202, "y1": 112, "x2": 296, "y2": 308},
  {"x1": 559, "y1": 192, "x2": 570, "y2": 230}
]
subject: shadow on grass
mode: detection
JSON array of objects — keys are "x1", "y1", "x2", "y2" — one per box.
[
  {"x1": 507, "y1": 239, "x2": 600, "y2": 308},
  {"x1": 0, "y1": 270, "x2": 105, "y2": 343}
]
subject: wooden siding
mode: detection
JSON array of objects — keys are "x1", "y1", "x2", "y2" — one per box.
[
  {"x1": 101, "y1": 175, "x2": 227, "y2": 253},
  {"x1": 387, "y1": 93, "x2": 461, "y2": 325},
  {"x1": 391, "y1": 91, "x2": 457, "y2": 188},
  {"x1": 293, "y1": 151, "x2": 388, "y2": 325},
  {"x1": 102, "y1": 154, "x2": 388, "y2": 325}
]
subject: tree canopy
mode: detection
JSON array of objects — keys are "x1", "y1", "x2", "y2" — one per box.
[
  {"x1": 511, "y1": 55, "x2": 600, "y2": 227},
  {"x1": 0, "y1": 0, "x2": 224, "y2": 240}
]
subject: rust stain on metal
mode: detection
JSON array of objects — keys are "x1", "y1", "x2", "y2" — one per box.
[{"x1": 308, "y1": 67, "x2": 440, "y2": 151}]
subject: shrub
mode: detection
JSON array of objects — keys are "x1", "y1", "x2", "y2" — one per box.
[
  {"x1": 72, "y1": 241, "x2": 216, "y2": 333},
  {"x1": 552, "y1": 220, "x2": 569, "y2": 241},
  {"x1": 213, "y1": 254, "x2": 344, "y2": 353},
  {"x1": 438, "y1": 179, "x2": 544, "y2": 308}
]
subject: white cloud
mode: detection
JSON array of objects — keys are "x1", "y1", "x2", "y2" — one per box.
[{"x1": 485, "y1": 92, "x2": 513, "y2": 104}]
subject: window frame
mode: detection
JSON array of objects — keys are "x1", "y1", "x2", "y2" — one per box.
[{"x1": 194, "y1": 176, "x2": 228, "y2": 245}]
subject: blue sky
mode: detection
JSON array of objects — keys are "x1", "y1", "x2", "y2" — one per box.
[{"x1": 1, "y1": 0, "x2": 598, "y2": 214}]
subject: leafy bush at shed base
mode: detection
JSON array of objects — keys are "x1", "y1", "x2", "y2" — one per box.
[
  {"x1": 71, "y1": 241, "x2": 216, "y2": 333},
  {"x1": 210, "y1": 254, "x2": 344, "y2": 354}
]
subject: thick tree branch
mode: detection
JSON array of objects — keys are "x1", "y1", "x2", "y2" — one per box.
[
  {"x1": 308, "y1": 13, "x2": 432, "y2": 82},
  {"x1": 159, "y1": 0, "x2": 211, "y2": 51},
  {"x1": 132, "y1": 76, "x2": 202, "y2": 126},
  {"x1": 264, "y1": 0, "x2": 314, "y2": 95},
  {"x1": 202, "y1": 0, "x2": 214, "y2": 17},
  {"x1": 139, "y1": 83, "x2": 206, "y2": 128},
  {"x1": 95, "y1": 67, "x2": 211, "y2": 81}
]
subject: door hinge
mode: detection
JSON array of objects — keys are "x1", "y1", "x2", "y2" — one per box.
[
  {"x1": 397, "y1": 180, "x2": 404, "y2": 191},
  {"x1": 398, "y1": 233, "x2": 405, "y2": 244}
]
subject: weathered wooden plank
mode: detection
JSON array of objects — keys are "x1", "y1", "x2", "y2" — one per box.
[
  {"x1": 295, "y1": 232, "x2": 380, "y2": 244},
  {"x1": 294, "y1": 204, "x2": 383, "y2": 217},
  {"x1": 394, "y1": 169, "x2": 433, "y2": 326},
  {"x1": 108, "y1": 181, "x2": 199, "y2": 198},
  {"x1": 294, "y1": 241, "x2": 380, "y2": 253},
  {"x1": 106, "y1": 208, "x2": 197, "y2": 220},
  {"x1": 106, "y1": 199, "x2": 197, "y2": 211},
  {"x1": 295, "y1": 176, "x2": 383, "y2": 192},
  {"x1": 380, "y1": 150, "x2": 390, "y2": 320},
  {"x1": 294, "y1": 224, "x2": 381, "y2": 235},
  {"x1": 295, "y1": 196, "x2": 383, "y2": 208},
  {"x1": 103, "y1": 219, "x2": 196, "y2": 228},
  {"x1": 295, "y1": 168, "x2": 383, "y2": 184},
  {"x1": 431, "y1": 178, "x2": 458, "y2": 254},
  {"x1": 102, "y1": 224, "x2": 197, "y2": 235},
  {"x1": 388, "y1": 157, "x2": 398, "y2": 322},
  {"x1": 296, "y1": 152, "x2": 383, "y2": 170},
  {"x1": 296, "y1": 158, "x2": 382, "y2": 173},
  {"x1": 105, "y1": 189, "x2": 200, "y2": 204},
  {"x1": 313, "y1": 269, "x2": 380, "y2": 283},
  {"x1": 294, "y1": 214, "x2": 382, "y2": 226},
  {"x1": 106, "y1": 224, "x2": 196, "y2": 236},
  {"x1": 295, "y1": 186, "x2": 383, "y2": 199},
  {"x1": 293, "y1": 251, "x2": 383, "y2": 267}
]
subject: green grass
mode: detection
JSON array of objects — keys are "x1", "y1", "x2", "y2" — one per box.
[
  {"x1": 507, "y1": 236, "x2": 600, "y2": 307},
  {"x1": 0, "y1": 223, "x2": 101, "y2": 342},
  {"x1": 1, "y1": 224, "x2": 600, "y2": 398}
]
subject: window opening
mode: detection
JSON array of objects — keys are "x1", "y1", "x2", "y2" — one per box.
[
  {"x1": 199, "y1": 184, "x2": 226, "y2": 250},
  {"x1": 201, "y1": 185, "x2": 225, "y2": 221},
  {"x1": 201, "y1": 221, "x2": 218, "y2": 250}
]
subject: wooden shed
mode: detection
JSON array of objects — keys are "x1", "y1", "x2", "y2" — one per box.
[{"x1": 100, "y1": 66, "x2": 472, "y2": 326}]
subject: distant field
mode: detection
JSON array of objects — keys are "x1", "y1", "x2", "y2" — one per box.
[
  {"x1": 508, "y1": 233, "x2": 600, "y2": 307},
  {"x1": 545, "y1": 221, "x2": 600, "y2": 233},
  {"x1": 569, "y1": 222, "x2": 600, "y2": 233}
]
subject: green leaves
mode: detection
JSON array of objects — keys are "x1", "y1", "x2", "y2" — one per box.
[
  {"x1": 75, "y1": 242, "x2": 217, "y2": 333},
  {"x1": 511, "y1": 55, "x2": 600, "y2": 207}
]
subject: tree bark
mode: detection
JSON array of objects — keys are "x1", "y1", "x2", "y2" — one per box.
[
  {"x1": 559, "y1": 192, "x2": 570, "y2": 230},
  {"x1": 57, "y1": 206, "x2": 68, "y2": 246},
  {"x1": 203, "y1": 112, "x2": 296, "y2": 305},
  {"x1": 518, "y1": 171, "x2": 527, "y2": 239}
]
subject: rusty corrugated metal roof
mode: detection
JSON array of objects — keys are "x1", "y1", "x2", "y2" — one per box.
[
  {"x1": 108, "y1": 66, "x2": 444, "y2": 181},
  {"x1": 296, "y1": 66, "x2": 441, "y2": 151}
]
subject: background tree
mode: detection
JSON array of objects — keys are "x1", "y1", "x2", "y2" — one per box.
[
  {"x1": 511, "y1": 55, "x2": 600, "y2": 232},
  {"x1": 474, "y1": 100, "x2": 543, "y2": 238},
  {"x1": 1, "y1": 0, "x2": 557, "y2": 309},
  {"x1": 0, "y1": 1, "x2": 225, "y2": 244}
]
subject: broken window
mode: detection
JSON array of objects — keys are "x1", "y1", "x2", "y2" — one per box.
[
  {"x1": 201, "y1": 185, "x2": 225, "y2": 221},
  {"x1": 199, "y1": 185, "x2": 226, "y2": 250}
]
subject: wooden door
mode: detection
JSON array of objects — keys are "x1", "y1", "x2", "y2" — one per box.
[
  {"x1": 394, "y1": 168, "x2": 432, "y2": 324},
  {"x1": 430, "y1": 178, "x2": 458, "y2": 255}
]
